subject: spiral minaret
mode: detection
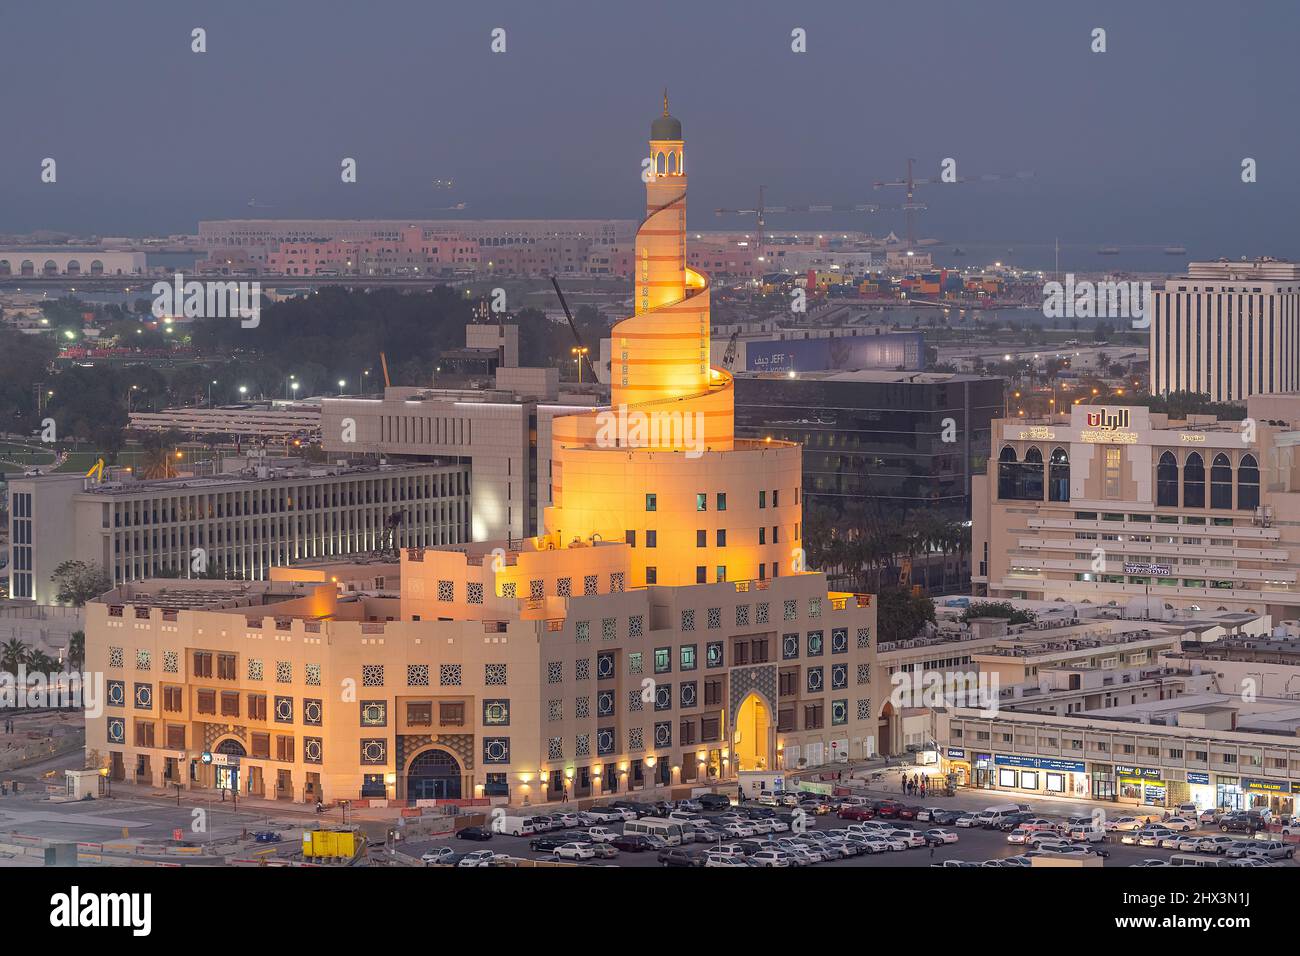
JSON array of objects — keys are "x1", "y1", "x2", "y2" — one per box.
[{"x1": 543, "y1": 97, "x2": 803, "y2": 587}]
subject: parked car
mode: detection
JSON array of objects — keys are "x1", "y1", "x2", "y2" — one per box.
[
  {"x1": 1162, "y1": 816, "x2": 1197, "y2": 832},
  {"x1": 456, "y1": 826, "x2": 494, "y2": 841},
  {"x1": 1068, "y1": 826, "x2": 1105, "y2": 843},
  {"x1": 955, "y1": 814, "x2": 982, "y2": 828},
  {"x1": 1130, "y1": 859, "x2": 1170, "y2": 868},
  {"x1": 1138, "y1": 828, "x2": 1175, "y2": 848},
  {"x1": 838, "y1": 806, "x2": 875, "y2": 822},
  {"x1": 1241, "y1": 840, "x2": 1294, "y2": 860},
  {"x1": 587, "y1": 843, "x2": 619, "y2": 859},
  {"x1": 613, "y1": 837, "x2": 665, "y2": 853},
  {"x1": 746, "y1": 849, "x2": 792, "y2": 868},
  {"x1": 530, "y1": 833, "x2": 579, "y2": 852},
  {"x1": 1107, "y1": 816, "x2": 1145, "y2": 832},
  {"x1": 698, "y1": 793, "x2": 731, "y2": 811},
  {"x1": 1220, "y1": 814, "x2": 1268, "y2": 834},
  {"x1": 585, "y1": 827, "x2": 618, "y2": 844},
  {"x1": 253, "y1": 831, "x2": 282, "y2": 843},
  {"x1": 1195, "y1": 836, "x2": 1237, "y2": 854},
  {"x1": 421, "y1": 846, "x2": 456, "y2": 866},
  {"x1": 722, "y1": 822, "x2": 757, "y2": 839},
  {"x1": 1006, "y1": 828, "x2": 1033, "y2": 845},
  {"x1": 705, "y1": 852, "x2": 749, "y2": 868},
  {"x1": 657, "y1": 847, "x2": 704, "y2": 867},
  {"x1": 555, "y1": 842, "x2": 596, "y2": 861},
  {"x1": 457, "y1": 849, "x2": 498, "y2": 867},
  {"x1": 925, "y1": 828, "x2": 959, "y2": 846}
]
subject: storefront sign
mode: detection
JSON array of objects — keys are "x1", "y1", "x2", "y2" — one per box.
[
  {"x1": 1123, "y1": 563, "x2": 1172, "y2": 576},
  {"x1": 975, "y1": 754, "x2": 991, "y2": 769},
  {"x1": 1186, "y1": 771, "x2": 1211, "y2": 786},
  {"x1": 1242, "y1": 778, "x2": 1292, "y2": 794},
  {"x1": 995, "y1": 755, "x2": 1084, "y2": 773},
  {"x1": 1115, "y1": 765, "x2": 1162, "y2": 780},
  {"x1": 946, "y1": 748, "x2": 967, "y2": 760}
]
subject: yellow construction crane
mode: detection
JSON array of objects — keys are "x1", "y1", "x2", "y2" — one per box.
[
  {"x1": 85, "y1": 458, "x2": 105, "y2": 482},
  {"x1": 380, "y1": 352, "x2": 392, "y2": 388}
]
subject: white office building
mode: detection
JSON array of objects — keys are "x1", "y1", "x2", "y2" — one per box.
[{"x1": 1150, "y1": 259, "x2": 1300, "y2": 402}]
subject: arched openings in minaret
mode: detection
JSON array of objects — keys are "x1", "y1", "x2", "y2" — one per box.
[{"x1": 652, "y1": 147, "x2": 684, "y2": 179}]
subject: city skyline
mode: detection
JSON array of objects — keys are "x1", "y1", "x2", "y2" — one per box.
[{"x1": 2, "y1": 0, "x2": 1298, "y2": 263}]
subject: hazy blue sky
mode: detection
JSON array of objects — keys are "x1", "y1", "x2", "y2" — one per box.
[{"x1": 2, "y1": 0, "x2": 1297, "y2": 260}]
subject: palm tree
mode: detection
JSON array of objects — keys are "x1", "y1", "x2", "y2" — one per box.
[
  {"x1": 1, "y1": 638, "x2": 30, "y2": 675},
  {"x1": 67, "y1": 631, "x2": 85, "y2": 672},
  {"x1": 27, "y1": 650, "x2": 56, "y2": 674}
]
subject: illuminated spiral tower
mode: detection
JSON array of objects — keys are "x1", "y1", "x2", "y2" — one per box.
[{"x1": 544, "y1": 97, "x2": 803, "y2": 587}]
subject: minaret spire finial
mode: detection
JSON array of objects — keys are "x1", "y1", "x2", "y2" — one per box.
[{"x1": 663, "y1": 88, "x2": 669, "y2": 117}]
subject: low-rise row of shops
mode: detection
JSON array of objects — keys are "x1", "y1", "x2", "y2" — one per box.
[{"x1": 941, "y1": 747, "x2": 1295, "y2": 816}]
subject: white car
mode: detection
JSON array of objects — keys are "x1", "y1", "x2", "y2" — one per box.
[
  {"x1": 1068, "y1": 827, "x2": 1105, "y2": 843},
  {"x1": 1162, "y1": 816, "x2": 1197, "y2": 832},
  {"x1": 1020, "y1": 818, "x2": 1059, "y2": 833},
  {"x1": 554, "y1": 813, "x2": 582, "y2": 828},
  {"x1": 747, "y1": 850, "x2": 791, "y2": 868},
  {"x1": 421, "y1": 847, "x2": 455, "y2": 865},
  {"x1": 1006, "y1": 828, "x2": 1032, "y2": 845},
  {"x1": 585, "y1": 827, "x2": 617, "y2": 844},
  {"x1": 705, "y1": 852, "x2": 749, "y2": 867},
  {"x1": 555, "y1": 842, "x2": 596, "y2": 861},
  {"x1": 893, "y1": 830, "x2": 928, "y2": 848},
  {"x1": 850, "y1": 835, "x2": 888, "y2": 854},
  {"x1": 457, "y1": 850, "x2": 498, "y2": 867},
  {"x1": 1107, "y1": 816, "x2": 1145, "y2": 832},
  {"x1": 955, "y1": 814, "x2": 981, "y2": 828},
  {"x1": 786, "y1": 845, "x2": 824, "y2": 865},
  {"x1": 925, "y1": 828, "x2": 959, "y2": 845},
  {"x1": 1196, "y1": 836, "x2": 1236, "y2": 854},
  {"x1": 1138, "y1": 828, "x2": 1174, "y2": 848},
  {"x1": 749, "y1": 819, "x2": 777, "y2": 835},
  {"x1": 722, "y1": 823, "x2": 756, "y2": 839},
  {"x1": 768, "y1": 819, "x2": 790, "y2": 833},
  {"x1": 871, "y1": 835, "x2": 910, "y2": 852},
  {"x1": 1169, "y1": 836, "x2": 1204, "y2": 852}
]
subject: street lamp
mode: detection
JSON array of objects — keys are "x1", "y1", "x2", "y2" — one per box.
[
  {"x1": 238, "y1": 385, "x2": 248, "y2": 399},
  {"x1": 570, "y1": 346, "x2": 589, "y2": 384},
  {"x1": 208, "y1": 380, "x2": 217, "y2": 408},
  {"x1": 338, "y1": 379, "x2": 346, "y2": 395}
]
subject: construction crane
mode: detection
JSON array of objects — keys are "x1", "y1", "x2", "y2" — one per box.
[
  {"x1": 550, "y1": 276, "x2": 599, "y2": 384},
  {"x1": 873, "y1": 158, "x2": 1034, "y2": 250},
  {"x1": 714, "y1": 185, "x2": 902, "y2": 259},
  {"x1": 379, "y1": 352, "x2": 392, "y2": 388}
]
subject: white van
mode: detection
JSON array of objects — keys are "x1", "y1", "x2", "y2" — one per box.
[
  {"x1": 976, "y1": 804, "x2": 1026, "y2": 825},
  {"x1": 624, "y1": 818, "x2": 684, "y2": 846},
  {"x1": 1169, "y1": 853, "x2": 1229, "y2": 868},
  {"x1": 495, "y1": 814, "x2": 544, "y2": 837}
]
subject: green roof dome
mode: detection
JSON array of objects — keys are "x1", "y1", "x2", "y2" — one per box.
[{"x1": 651, "y1": 90, "x2": 681, "y2": 140}]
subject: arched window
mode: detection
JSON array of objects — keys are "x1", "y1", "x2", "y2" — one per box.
[
  {"x1": 1238, "y1": 453, "x2": 1260, "y2": 511},
  {"x1": 1157, "y1": 451, "x2": 1178, "y2": 507},
  {"x1": 1210, "y1": 454, "x2": 1232, "y2": 509},
  {"x1": 999, "y1": 446, "x2": 1044, "y2": 501},
  {"x1": 997, "y1": 446, "x2": 1019, "y2": 500},
  {"x1": 1183, "y1": 452, "x2": 1205, "y2": 508},
  {"x1": 1021, "y1": 446, "x2": 1045, "y2": 500},
  {"x1": 1048, "y1": 447, "x2": 1070, "y2": 502}
]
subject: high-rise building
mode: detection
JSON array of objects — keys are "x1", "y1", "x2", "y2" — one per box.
[
  {"x1": 83, "y1": 101, "x2": 880, "y2": 805},
  {"x1": 1150, "y1": 259, "x2": 1300, "y2": 402}
]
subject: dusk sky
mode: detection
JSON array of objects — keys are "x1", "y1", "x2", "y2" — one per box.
[{"x1": 3, "y1": 0, "x2": 1298, "y2": 260}]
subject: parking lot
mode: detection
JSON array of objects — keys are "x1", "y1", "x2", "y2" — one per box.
[{"x1": 394, "y1": 794, "x2": 1300, "y2": 869}]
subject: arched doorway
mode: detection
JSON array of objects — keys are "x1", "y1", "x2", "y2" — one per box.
[
  {"x1": 213, "y1": 737, "x2": 246, "y2": 792},
  {"x1": 406, "y1": 747, "x2": 462, "y2": 801},
  {"x1": 878, "y1": 700, "x2": 896, "y2": 757},
  {"x1": 733, "y1": 693, "x2": 771, "y2": 771}
]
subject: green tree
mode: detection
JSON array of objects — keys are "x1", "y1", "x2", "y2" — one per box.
[
  {"x1": 67, "y1": 631, "x2": 86, "y2": 671},
  {"x1": 961, "y1": 601, "x2": 1036, "y2": 625},
  {"x1": 1, "y1": 638, "x2": 30, "y2": 674},
  {"x1": 50, "y1": 560, "x2": 112, "y2": 607},
  {"x1": 876, "y1": 586, "x2": 936, "y2": 644}
]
